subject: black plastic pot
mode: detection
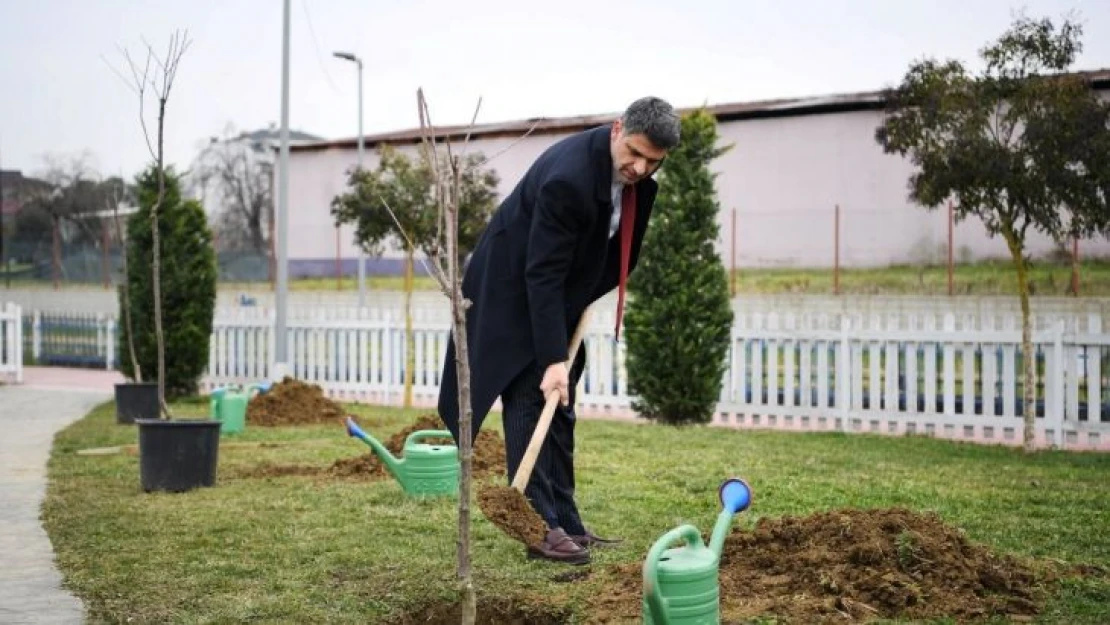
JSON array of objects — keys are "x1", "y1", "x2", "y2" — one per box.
[
  {"x1": 115, "y1": 382, "x2": 160, "y2": 424},
  {"x1": 135, "y1": 419, "x2": 221, "y2": 492}
]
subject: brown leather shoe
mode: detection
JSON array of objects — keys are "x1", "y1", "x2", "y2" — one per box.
[
  {"x1": 569, "y1": 529, "x2": 623, "y2": 549},
  {"x1": 526, "y1": 528, "x2": 591, "y2": 565}
]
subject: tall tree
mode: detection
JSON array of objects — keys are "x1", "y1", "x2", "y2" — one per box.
[
  {"x1": 625, "y1": 109, "x2": 734, "y2": 425},
  {"x1": 875, "y1": 13, "x2": 1110, "y2": 451},
  {"x1": 121, "y1": 165, "x2": 217, "y2": 397},
  {"x1": 330, "y1": 144, "x2": 498, "y2": 407}
]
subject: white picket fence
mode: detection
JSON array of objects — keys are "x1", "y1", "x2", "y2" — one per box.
[
  {"x1": 9, "y1": 298, "x2": 1109, "y2": 450},
  {"x1": 201, "y1": 304, "x2": 1110, "y2": 451},
  {"x1": 0, "y1": 303, "x2": 24, "y2": 383}
]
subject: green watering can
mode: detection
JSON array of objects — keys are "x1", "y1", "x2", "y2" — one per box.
[
  {"x1": 210, "y1": 381, "x2": 271, "y2": 435},
  {"x1": 344, "y1": 416, "x2": 458, "y2": 497},
  {"x1": 643, "y1": 478, "x2": 753, "y2": 625}
]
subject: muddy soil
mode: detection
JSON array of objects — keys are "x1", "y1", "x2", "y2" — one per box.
[
  {"x1": 588, "y1": 507, "x2": 1045, "y2": 624},
  {"x1": 226, "y1": 462, "x2": 323, "y2": 480},
  {"x1": 328, "y1": 414, "x2": 508, "y2": 480},
  {"x1": 230, "y1": 412, "x2": 509, "y2": 485},
  {"x1": 477, "y1": 485, "x2": 548, "y2": 547},
  {"x1": 246, "y1": 377, "x2": 345, "y2": 426}
]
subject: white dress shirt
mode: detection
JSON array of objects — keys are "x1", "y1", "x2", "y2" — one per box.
[{"x1": 609, "y1": 181, "x2": 624, "y2": 239}]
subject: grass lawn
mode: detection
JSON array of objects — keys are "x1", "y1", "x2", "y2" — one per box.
[
  {"x1": 44, "y1": 400, "x2": 1110, "y2": 624},
  {"x1": 184, "y1": 258, "x2": 1110, "y2": 297}
]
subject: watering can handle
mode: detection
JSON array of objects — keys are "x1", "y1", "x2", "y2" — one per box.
[
  {"x1": 405, "y1": 430, "x2": 454, "y2": 447},
  {"x1": 643, "y1": 524, "x2": 705, "y2": 625},
  {"x1": 510, "y1": 308, "x2": 592, "y2": 493}
]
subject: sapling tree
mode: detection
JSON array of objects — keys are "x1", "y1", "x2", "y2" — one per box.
[
  {"x1": 108, "y1": 30, "x2": 194, "y2": 416},
  {"x1": 330, "y1": 145, "x2": 497, "y2": 408},
  {"x1": 364, "y1": 89, "x2": 481, "y2": 625},
  {"x1": 876, "y1": 13, "x2": 1110, "y2": 450}
]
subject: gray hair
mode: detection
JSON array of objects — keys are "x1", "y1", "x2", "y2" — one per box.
[{"x1": 621, "y1": 96, "x2": 681, "y2": 149}]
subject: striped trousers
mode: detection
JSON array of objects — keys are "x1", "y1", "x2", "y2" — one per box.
[{"x1": 500, "y1": 361, "x2": 585, "y2": 535}]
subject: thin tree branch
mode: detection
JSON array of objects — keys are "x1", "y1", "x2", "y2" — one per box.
[{"x1": 477, "y1": 119, "x2": 542, "y2": 167}]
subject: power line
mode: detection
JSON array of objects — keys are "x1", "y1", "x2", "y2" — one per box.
[{"x1": 300, "y1": 0, "x2": 343, "y2": 95}]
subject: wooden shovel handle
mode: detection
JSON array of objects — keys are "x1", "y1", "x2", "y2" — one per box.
[{"x1": 510, "y1": 309, "x2": 592, "y2": 493}]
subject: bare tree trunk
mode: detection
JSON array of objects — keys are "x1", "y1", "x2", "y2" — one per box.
[
  {"x1": 1004, "y1": 228, "x2": 1035, "y2": 452},
  {"x1": 153, "y1": 96, "x2": 169, "y2": 418},
  {"x1": 413, "y1": 88, "x2": 476, "y2": 623},
  {"x1": 404, "y1": 244, "x2": 415, "y2": 408},
  {"x1": 113, "y1": 30, "x2": 190, "y2": 414},
  {"x1": 446, "y1": 166, "x2": 476, "y2": 625}
]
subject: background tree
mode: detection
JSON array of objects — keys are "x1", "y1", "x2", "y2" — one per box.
[
  {"x1": 875, "y1": 13, "x2": 1110, "y2": 451},
  {"x1": 331, "y1": 144, "x2": 498, "y2": 407},
  {"x1": 624, "y1": 109, "x2": 734, "y2": 425},
  {"x1": 19, "y1": 153, "x2": 113, "y2": 282},
  {"x1": 193, "y1": 128, "x2": 275, "y2": 257},
  {"x1": 119, "y1": 165, "x2": 217, "y2": 397}
]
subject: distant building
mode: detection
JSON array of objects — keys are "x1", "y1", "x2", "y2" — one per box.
[
  {"x1": 0, "y1": 169, "x2": 51, "y2": 218},
  {"x1": 285, "y1": 70, "x2": 1110, "y2": 278}
]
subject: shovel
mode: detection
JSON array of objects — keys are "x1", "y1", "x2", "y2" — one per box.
[
  {"x1": 477, "y1": 308, "x2": 592, "y2": 545},
  {"x1": 510, "y1": 308, "x2": 592, "y2": 492}
]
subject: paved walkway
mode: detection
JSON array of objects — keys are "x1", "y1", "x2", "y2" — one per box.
[{"x1": 0, "y1": 368, "x2": 119, "y2": 624}]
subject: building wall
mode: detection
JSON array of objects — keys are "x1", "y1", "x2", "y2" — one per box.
[{"x1": 286, "y1": 100, "x2": 1110, "y2": 276}]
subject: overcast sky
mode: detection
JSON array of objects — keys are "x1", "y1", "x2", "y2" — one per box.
[{"x1": 1, "y1": 0, "x2": 1108, "y2": 180}]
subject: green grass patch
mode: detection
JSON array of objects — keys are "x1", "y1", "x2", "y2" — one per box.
[
  {"x1": 45, "y1": 400, "x2": 1110, "y2": 623},
  {"x1": 26, "y1": 258, "x2": 1110, "y2": 297}
]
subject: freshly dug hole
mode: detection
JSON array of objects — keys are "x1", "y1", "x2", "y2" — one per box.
[{"x1": 386, "y1": 596, "x2": 570, "y2": 625}]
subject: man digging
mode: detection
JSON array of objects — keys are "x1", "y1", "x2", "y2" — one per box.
[{"x1": 437, "y1": 96, "x2": 681, "y2": 564}]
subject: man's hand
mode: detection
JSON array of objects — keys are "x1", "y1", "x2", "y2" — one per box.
[{"x1": 539, "y1": 362, "x2": 570, "y2": 407}]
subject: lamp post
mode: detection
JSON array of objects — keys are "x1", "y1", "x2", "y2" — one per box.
[
  {"x1": 333, "y1": 50, "x2": 366, "y2": 308},
  {"x1": 274, "y1": 0, "x2": 291, "y2": 377}
]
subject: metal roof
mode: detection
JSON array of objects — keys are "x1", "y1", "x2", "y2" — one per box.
[{"x1": 289, "y1": 68, "x2": 1110, "y2": 153}]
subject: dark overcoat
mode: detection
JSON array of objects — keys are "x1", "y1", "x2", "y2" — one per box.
[{"x1": 437, "y1": 123, "x2": 658, "y2": 440}]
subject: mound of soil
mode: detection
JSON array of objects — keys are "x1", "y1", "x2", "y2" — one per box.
[
  {"x1": 329, "y1": 414, "x2": 508, "y2": 482},
  {"x1": 589, "y1": 507, "x2": 1043, "y2": 624},
  {"x1": 246, "y1": 377, "x2": 346, "y2": 426},
  {"x1": 477, "y1": 485, "x2": 548, "y2": 547}
]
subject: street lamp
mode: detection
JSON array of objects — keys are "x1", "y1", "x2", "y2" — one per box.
[{"x1": 333, "y1": 50, "x2": 367, "y2": 308}]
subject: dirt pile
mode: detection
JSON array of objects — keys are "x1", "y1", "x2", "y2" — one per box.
[
  {"x1": 477, "y1": 485, "x2": 548, "y2": 547},
  {"x1": 329, "y1": 414, "x2": 508, "y2": 481},
  {"x1": 589, "y1": 507, "x2": 1044, "y2": 624},
  {"x1": 246, "y1": 377, "x2": 345, "y2": 426}
]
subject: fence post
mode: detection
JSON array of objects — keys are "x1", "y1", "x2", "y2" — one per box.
[
  {"x1": 385, "y1": 310, "x2": 396, "y2": 406},
  {"x1": 13, "y1": 304, "x2": 24, "y2": 383},
  {"x1": 838, "y1": 314, "x2": 851, "y2": 430},
  {"x1": 106, "y1": 316, "x2": 117, "y2": 370},
  {"x1": 267, "y1": 307, "x2": 277, "y2": 381},
  {"x1": 32, "y1": 310, "x2": 41, "y2": 362},
  {"x1": 1049, "y1": 319, "x2": 1066, "y2": 448}
]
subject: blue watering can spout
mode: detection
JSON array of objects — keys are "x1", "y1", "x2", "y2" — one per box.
[{"x1": 709, "y1": 478, "x2": 752, "y2": 556}]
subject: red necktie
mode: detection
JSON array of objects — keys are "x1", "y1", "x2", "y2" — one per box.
[{"x1": 614, "y1": 183, "x2": 636, "y2": 340}]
